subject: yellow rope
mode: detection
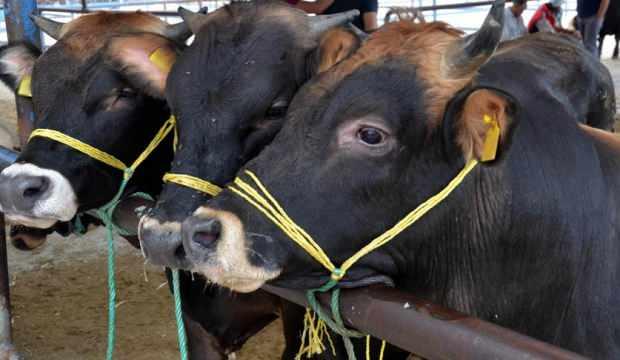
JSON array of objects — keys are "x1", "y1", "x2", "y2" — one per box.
[
  {"x1": 229, "y1": 161, "x2": 478, "y2": 360},
  {"x1": 29, "y1": 116, "x2": 176, "y2": 177},
  {"x1": 229, "y1": 160, "x2": 477, "y2": 281},
  {"x1": 229, "y1": 173, "x2": 336, "y2": 273},
  {"x1": 338, "y1": 159, "x2": 478, "y2": 278},
  {"x1": 163, "y1": 173, "x2": 223, "y2": 197},
  {"x1": 29, "y1": 129, "x2": 128, "y2": 171},
  {"x1": 129, "y1": 117, "x2": 176, "y2": 178}
]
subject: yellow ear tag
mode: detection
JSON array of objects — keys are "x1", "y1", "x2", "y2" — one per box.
[
  {"x1": 481, "y1": 114, "x2": 500, "y2": 162},
  {"x1": 17, "y1": 74, "x2": 32, "y2": 98},
  {"x1": 148, "y1": 47, "x2": 175, "y2": 74}
]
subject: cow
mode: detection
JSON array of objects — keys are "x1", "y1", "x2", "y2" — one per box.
[
  {"x1": 499, "y1": 31, "x2": 615, "y2": 130},
  {"x1": 0, "y1": 11, "x2": 283, "y2": 360},
  {"x1": 148, "y1": 1, "x2": 620, "y2": 358},
  {"x1": 599, "y1": 0, "x2": 620, "y2": 59},
  {"x1": 137, "y1": 1, "x2": 366, "y2": 357}
]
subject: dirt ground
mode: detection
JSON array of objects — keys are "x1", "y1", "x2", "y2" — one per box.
[{"x1": 7, "y1": 232, "x2": 284, "y2": 360}]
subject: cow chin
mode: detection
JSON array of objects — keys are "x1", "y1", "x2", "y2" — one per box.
[
  {"x1": 0, "y1": 163, "x2": 78, "y2": 229},
  {"x1": 183, "y1": 208, "x2": 282, "y2": 293}
]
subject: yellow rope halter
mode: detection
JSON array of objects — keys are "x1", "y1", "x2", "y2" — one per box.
[
  {"x1": 29, "y1": 116, "x2": 177, "y2": 180},
  {"x1": 227, "y1": 114, "x2": 500, "y2": 359},
  {"x1": 163, "y1": 173, "x2": 222, "y2": 197}
]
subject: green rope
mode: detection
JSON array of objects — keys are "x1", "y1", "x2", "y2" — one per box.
[
  {"x1": 306, "y1": 272, "x2": 365, "y2": 360},
  {"x1": 97, "y1": 169, "x2": 132, "y2": 360},
  {"x1": 172, "y1": 270, "x2": 188, "y2": 360}
]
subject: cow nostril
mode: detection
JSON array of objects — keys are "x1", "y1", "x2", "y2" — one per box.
[
  {"x1": 21, "y1": 176, "x2": 49, "y2": 199},
  {"x1": 191, "y1": 218, "x2": 221, "y2": 249}
]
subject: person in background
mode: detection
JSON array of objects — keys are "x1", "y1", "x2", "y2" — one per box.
[
  {"x1": 577, "y1": 0, "x2": 610, "y2": 57},
  {"x1": 528, "y1": 0, "x2": 578, "y2": 37},
  {"x1": 286, "y1": 0, "x2": 334, "y2": 14},
  {"x1": 323, "y1": 0, "x2": 378, "y2": 31},
  {"x1": 501, "y1": 0, "x2": 528, "y2": 41}
]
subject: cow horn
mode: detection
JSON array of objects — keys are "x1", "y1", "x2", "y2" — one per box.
[
  {"x1": 309, "y1": 10, "x2": 360, "y2": 38},
  {"x1": 347, "y1": 23, "x2": 369, "y2": 42},
  {"x1": 444, "y1": 0, "x2": 505, "y2": 77},
  {"x1": 178, "y1": 7, "x2": 211, "y2": 35},
  {"x1": 30, "y1": 14, "x2": 64, "y2": 40}
]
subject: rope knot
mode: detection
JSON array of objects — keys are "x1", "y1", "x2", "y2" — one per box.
[
  {"x1": 331, "y1": 268, "x2": 345, "y2": 281},
  {"x1": 123, "y1": 168, "x2": 134, "y2": 181}
]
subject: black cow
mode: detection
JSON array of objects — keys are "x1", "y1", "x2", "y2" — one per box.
[
  {"x1": 499, "y1": 32, "x2": 615, "y2": 130},
  {"x1": 599, "y1": 0, "x2": 620, "y2": 59},
  {"x1": 160, "y1": 2, "x2": 619, "y2": 358},
  {"x1": 0, "y1": 11, "x2": 281, "y2": 360},
  {"x1": 137, "y1": 1, "x2": 365, "y2": 357}
]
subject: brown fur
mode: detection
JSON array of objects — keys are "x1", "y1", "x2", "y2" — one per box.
[
  {"x1": 58, "y1": 11, "x2": 169, "y2": 58},
  {"x1": 316, "y1": 28, "x2": 361, "y2": 74},
  {"x1": 456, "y1": 89, "x2": 511, "y2": 161},
  {"x1": 105, "y1": 33, "x2": 178, "y2": 98},
  {"x1": 317, "y1": 21, "x2": 471, "y2": 128}
]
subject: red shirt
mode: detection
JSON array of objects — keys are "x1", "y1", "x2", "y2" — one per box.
[{"x1": 528, "y1": 4, "x2": 560, "y2": 33}]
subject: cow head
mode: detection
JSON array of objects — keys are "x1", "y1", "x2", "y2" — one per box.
[
  {"x1": 174, "y1": 1, "x2": 516, "y2": 292},
  {"x1": 0, "y1": 11, "x2": 191, "y2": 229},
  {"x1": 139, "y1": 0, "x2": 364, "y2": 269}
]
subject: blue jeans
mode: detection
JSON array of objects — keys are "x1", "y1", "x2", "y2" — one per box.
[{"x1": 578, "y1": 16, "x2": 603, "y2": 58}]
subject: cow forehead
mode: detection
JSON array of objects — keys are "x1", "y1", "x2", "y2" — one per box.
[
  {"x1": 315, "y1": 21, "x2": 469, "y2": 127},
  {"x1": 59, "y1": 11, "x2": 168, "y2": 58},
  {"x1": 203, "y1": 1, "x2": 309, "y2": 44}
]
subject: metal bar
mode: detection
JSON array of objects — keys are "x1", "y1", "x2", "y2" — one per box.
[
  {"x1": 0, "y1": 147, "x2": 589, "y2": 359},
  {"x1": 264, "y1": 285, "x2": 587, "y2": 360},
  {"x1": 417, "y1": 1, "x2": 511, "y2": 12},
  {"x1": 3, "y1": 0, "x2": 41, "y2": 147},
  {"x1": 38, "y1": 7, "x2": 182, "y2": 18},
  {"x1": 0, "y1": 214, "x2": 9, "y2": 339}
]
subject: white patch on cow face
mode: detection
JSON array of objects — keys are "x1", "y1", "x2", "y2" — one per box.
[
  {"x1": 0, "y1": 163, "x2": 77, "y2": 228},
  {"x1": 189, "y1": 207, "x2": 281, "y2": 293}
]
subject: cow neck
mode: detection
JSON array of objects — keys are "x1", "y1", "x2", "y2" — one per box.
[{"x1": 226, "y1": 114, "x2": 501, "y2": 360}]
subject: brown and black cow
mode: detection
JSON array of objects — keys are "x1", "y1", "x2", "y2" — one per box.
[
  {"x1": 151, "y1": 1, "x2": 620, "y2": 358},
  {"x1": 0, "y1": 11, "x2": 253, "y2": 360}
]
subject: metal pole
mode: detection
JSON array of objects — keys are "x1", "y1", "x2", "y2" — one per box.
[
  {"x1": 3, "y1": 0, "x2": 41, "y2": 147},
  {"x1": 265, "y1": 285, "x2": 587, "y2": 360},
  {"x1": 80, "y1": 0, "x2": 88, "y2": 11},
  {"x1": 0, "y1": 215, "x2": 10, "y2": 343}
]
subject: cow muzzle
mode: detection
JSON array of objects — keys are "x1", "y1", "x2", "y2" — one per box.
[
  {"x1": 180, "y1": 207, "x2": 282, "y2": 293},
  {"x1": 0, "y1": 163, "x2": 77, "y2": 229},
  {"x1": 138, "y1": 213, "x2": 191, "y2": 269}
]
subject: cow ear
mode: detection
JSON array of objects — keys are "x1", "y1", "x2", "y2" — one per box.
[
  {"x1": 444, "y1": 88, "x2": 517, "y2": 163},
  {"x1": 105, "y1": 33, "x2": 179, "y2": 99},
  {"x1": 0, "y1": 43, "x2": 40, "y2": 95},
  {"x1": 310, "y1": 26, "x2": 364, "y2": 75}
]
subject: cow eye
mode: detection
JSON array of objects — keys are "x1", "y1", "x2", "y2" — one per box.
[
  {"x1": 357, "y1": 127, "x2": 385, "y2": 146},
  {"x1": 117, "y1": 87, "x2": 136, "y2": 99},
  {"x1": 265, "y1": 100, "x2": 288, "y2": 118}
]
